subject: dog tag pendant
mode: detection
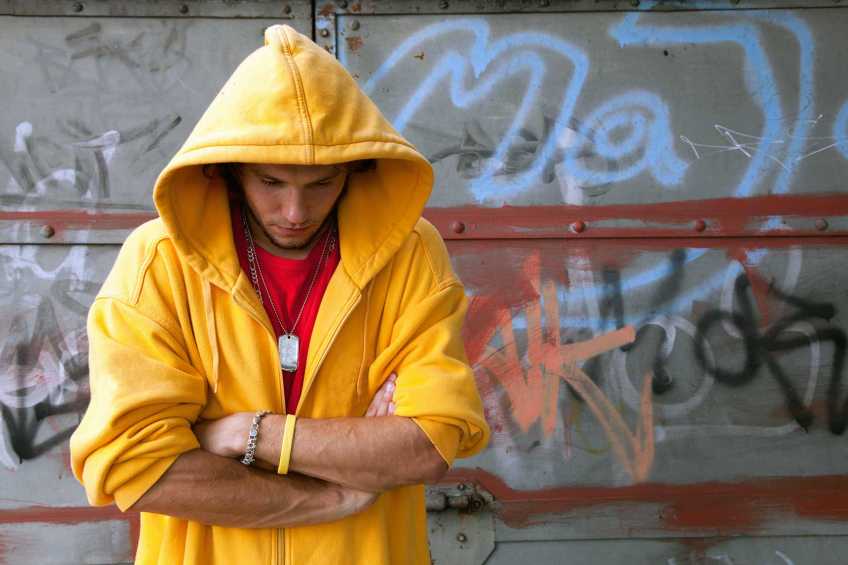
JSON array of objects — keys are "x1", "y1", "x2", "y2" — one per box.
[{"x1": 278, "y1": 334, "x2": 299, "y2": 373}]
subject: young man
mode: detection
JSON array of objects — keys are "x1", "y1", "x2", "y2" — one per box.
[{"x1": 70, "y1": 25, "x2": 489, "y2": 564}]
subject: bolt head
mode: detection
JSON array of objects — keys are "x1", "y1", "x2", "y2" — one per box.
[
  {"x1": 694, "y1": 219, "x2": 707, "y2": 232},
  {"x1": 439, "y1": 0, "x2": 450, "y2": 9},
  {"x1": 456, "y1": 532, "x2": 468, "y2": 543},
  {"x1": 451, "y1": 221, "x2": 466, "y2": 234},
  {"x1": 339, "y1": 0, "x2": 349, "y2": 7},
  {"x1": 351, "y1": 20, "x2": 361, "y2": 31},
  {"x1": 570, "y1": 220, "x2": 587, "y2": 234},
  {"x1": 40, "y1": 225, "x2": 55, "y2": 239},
  {"x1": 320, "y1": 28, "x2": 331, "y2": 37},
  {"x1": 283, "y1": 4, "x2": 293, "y2": 14},
  {"x1": 815, "y1": 218, "x2": 829, "y2": 231},
  {"x1": 179, "y1": 4, "x2": 189, "y2": 14},
  {"x1": 72, "y1": 2, "x2": 84, "y2": 12}
]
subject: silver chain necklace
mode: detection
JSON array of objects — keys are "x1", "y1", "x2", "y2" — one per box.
[{"x1": 241, "y1": 205, "x2": 335, "y2": 373}]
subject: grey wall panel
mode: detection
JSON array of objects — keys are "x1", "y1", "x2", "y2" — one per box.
[
  {"x1": 337, "y1": 9, "x2": 848, "y2": 209},
  {"x1": 0, "y1": 5, "x2": 313, "y2": 562},
  {"x1": 0, "y1": 244, "x2": 126, "y2": 563},
  {"x1": 456, "y1": 243, "x2": 848, "y2": 488},
  {"x1": 0, "y1": 245, "x2": 118, "y2": 498},
  {"x1": 0, "y1": 15, "x2": 310, "y2": 245},
  {"x1": 326, "y1": 6, "x2": 848, "y2": 559},
  {"x1": 0, "y1": 520, "x2": 132, "y2": 565},
  {"x1": 485, "y1": 536, "x2": 848, "y2": 565}
]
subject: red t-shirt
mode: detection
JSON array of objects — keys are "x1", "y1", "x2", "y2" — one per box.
[{"x1": 231, "y1": 202, "x2": 340, "y2": 414}]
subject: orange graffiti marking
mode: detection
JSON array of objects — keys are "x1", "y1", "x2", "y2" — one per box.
[
  {"x1": 477, "y1": 251, "x2": 655, "y2": 482},
  {"x1": 477, "y1": 253, "x2": 561, "y2": 436},
  {"x1": 556, "y1": 328, "x2": 656, "y2": 483}
]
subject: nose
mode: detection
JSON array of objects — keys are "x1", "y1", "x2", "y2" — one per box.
[{"x1": 282, "y1": 188, "x2": 309, "y2": 226}]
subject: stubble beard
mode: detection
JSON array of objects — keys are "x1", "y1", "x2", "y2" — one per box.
[{"x1": 245, "y1": 203, "x2": 333, "y2": 252}]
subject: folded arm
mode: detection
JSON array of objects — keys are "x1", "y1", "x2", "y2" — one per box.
[
  {"x1": 131, "y1": 448, "x2": 377, "y2": 528},
  {"x1": 196, "y1": 376, "x2": 454, "y2": 492}
]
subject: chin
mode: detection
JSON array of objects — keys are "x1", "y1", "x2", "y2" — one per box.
[{"x1": 270, "y1": 236, "x2": 312, "y2": 250}]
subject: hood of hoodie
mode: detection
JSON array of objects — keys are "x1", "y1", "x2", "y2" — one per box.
[{"x1": 153, "y1": 24, "x2": 433, "y2": 291}]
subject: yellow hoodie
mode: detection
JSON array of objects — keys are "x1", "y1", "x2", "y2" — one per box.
[{"x1": 70, "y1": 24, "x2": 489, "y2": 565}]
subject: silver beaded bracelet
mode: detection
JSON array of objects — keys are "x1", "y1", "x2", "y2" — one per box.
[{"x1": 241, "y1": 410, "x2": 270, "y2": 466}]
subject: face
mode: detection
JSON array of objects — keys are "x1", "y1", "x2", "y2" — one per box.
[{"x1": 237, "y1": 163, "x2": 348, "y2": 252}]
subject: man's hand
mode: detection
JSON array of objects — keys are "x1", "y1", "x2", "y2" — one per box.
[
  {"x1": 194, "y1": 412, "x2": 253, "y2": 459},
  {"x1": 366, "y1": 373, "x2": 397, "y2": 417}
]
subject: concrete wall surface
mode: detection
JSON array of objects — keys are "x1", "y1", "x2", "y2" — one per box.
[{"x1": 2, "y1": 1, "x2": 848, "y2": 563}]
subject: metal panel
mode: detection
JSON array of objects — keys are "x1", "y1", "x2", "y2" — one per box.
[
  {"x1": 334, "y1": 9, "x2": 848, "y2": 221},
  {"x1": 319, "y1": 0, "x2": 848, "y2": 16},
  {"x1": 0, "y1": 245, "x2": 118, "y2": 486},
  {"x1": 485, "y1": 536, "x2": 848, "y2": 565},
  {"x1": 0, "y1": 15, "x2": 309, "y2": 245},
  {"x1": 0, "y1": 244, "x2": 132, "y2": 563},
  {"x1": 324, "y1": 4, "x2": 848, "y2": 560},
  {"x1": 0, "y1": 0, "x2": 309, "y2": 19},
  {"x1": 0, "y1": 520, "x2": 132, "y2": 564},
  {"x1": 442, "y1": 240, "x2": 848, "y2": 536}
]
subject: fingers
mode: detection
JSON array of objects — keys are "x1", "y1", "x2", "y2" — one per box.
[
  {"x1": 376, "y1": 376, "x2": 395, "y2": 417},
  {"x1": 366, "y1": 373, "x2": 397, "y2": 417}
]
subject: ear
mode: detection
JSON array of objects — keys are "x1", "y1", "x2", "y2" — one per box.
[{"x1": 218, "y1": 163, "x2": 244, "y2": 199}]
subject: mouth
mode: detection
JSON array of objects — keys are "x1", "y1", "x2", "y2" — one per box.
[{"x1": 272, "y1": 225, "x2": 312, "y2": 237}]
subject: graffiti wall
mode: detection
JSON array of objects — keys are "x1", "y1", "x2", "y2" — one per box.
[
  {"x1": 328, "y1": 2, "x2": 848, "y2": 563},
  {"x1": 2, "y1": 1, "x2": 848, "y2": 563}
]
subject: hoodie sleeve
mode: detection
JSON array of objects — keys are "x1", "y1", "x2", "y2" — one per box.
[
  {"x1": 386, "y1": 222, "x2": 490, "y2": 467},
  {"x1": 70, "y1": 231, "x2": 207, "y2": 511}
]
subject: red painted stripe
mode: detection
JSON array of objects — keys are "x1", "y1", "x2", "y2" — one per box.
[
  {"x1": 0, "y1": 210, "x2": 155, "y2": 232},
  {"x1": 2, "y1": 193, "x2": 847, "y2": 239},
  {"x1": 425, "y1": 193, "x2": 848, "y2": 239},
  {"x1": 446, "y1": 468, "x2": 848, "y2": 532},
  {"x1": 0, "y1": 505, "x2": 137, "y2": 525}
]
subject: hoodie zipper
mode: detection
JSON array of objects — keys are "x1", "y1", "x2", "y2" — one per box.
[{"x1": 236, "y1": 269, "x2": 361, "y2": 564}]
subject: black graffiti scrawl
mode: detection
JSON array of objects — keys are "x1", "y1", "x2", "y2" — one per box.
[{"x1": 695, "y1": 274, "x2": 847, "y2": 433}]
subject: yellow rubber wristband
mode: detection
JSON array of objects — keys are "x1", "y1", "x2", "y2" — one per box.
[{"x1": 277, "y1": 414, "x2": 297, "y2": 475}]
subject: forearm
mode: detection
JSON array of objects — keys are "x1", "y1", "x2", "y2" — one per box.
[
  {"x1": 255, "y1": 415, "x2": 448, "y2": 492},
  {"x1": 131, "y1": 448, "x2": 365, "y2": 528}
]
